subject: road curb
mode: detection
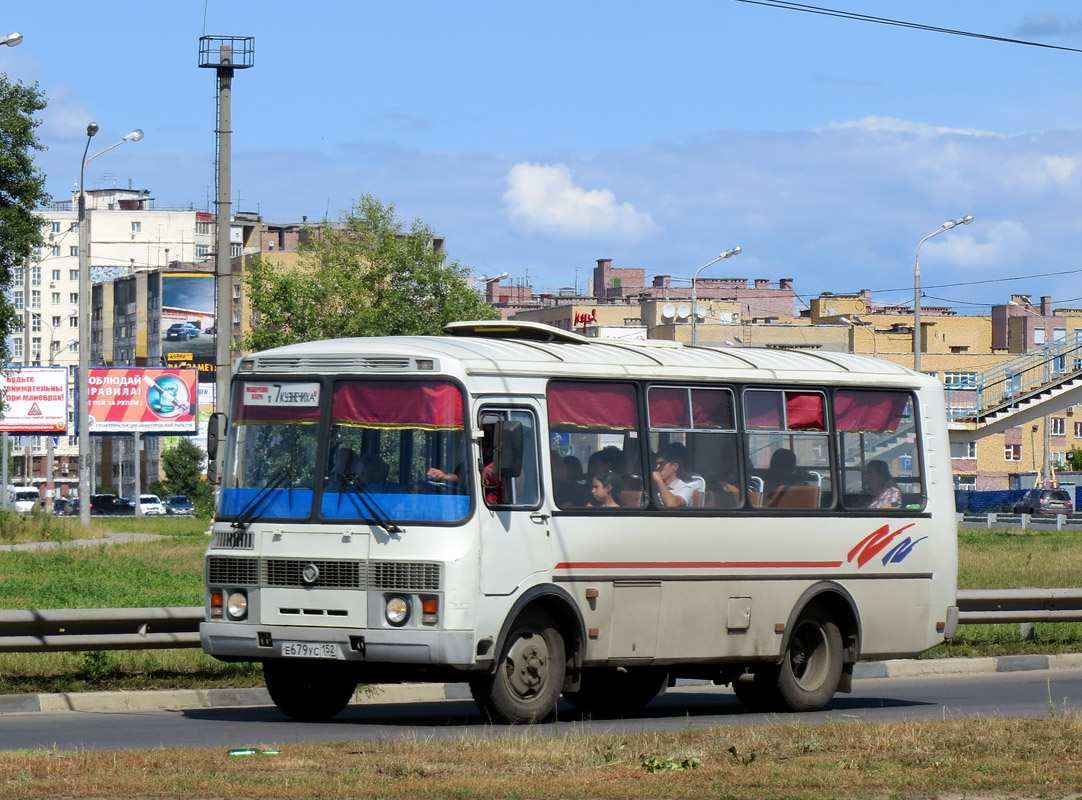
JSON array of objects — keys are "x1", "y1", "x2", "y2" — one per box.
[{"x1": 3, "y1": 653, "x2": 1080, "y2": 714}]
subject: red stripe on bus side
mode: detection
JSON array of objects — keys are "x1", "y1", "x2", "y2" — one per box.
[{"x1": 553, "y1": 561, "x2": 845, "y2": 570}]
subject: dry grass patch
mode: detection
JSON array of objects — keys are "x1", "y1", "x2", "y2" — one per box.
[{"x1": 5, "y1": 716, "x2": 1082, "y2": 799}]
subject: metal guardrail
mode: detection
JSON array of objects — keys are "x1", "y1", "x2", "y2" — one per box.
[
  {"x1": 0, "y1": 607, "x2": 203, "y2": 653},
  {"x1": 0, "y1": 595, "x2": 1080, "y2": 654},
  {"x1": 958, "y1": 511, "x2": 1082, "y2": 530},
  {"x1": 957, "y1": 589, "x2": 1082, "y2": 625}
]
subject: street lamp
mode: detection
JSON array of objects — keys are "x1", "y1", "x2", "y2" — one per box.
[
  {"x1": 691, "y1": 247, "x2": 742, "y2": 345},
  {"x1": 0, "y1": 31, "x2": 22, "y2": 47},
  {"x1": 914, "y1": 215, "x2": 973, "y2": 372},
  {"x1": 78, "y1": 123, "x2": 143, "y2": 524},
  {"x1": 839, "y1": 315, "x2": 878, "y2": 357}
]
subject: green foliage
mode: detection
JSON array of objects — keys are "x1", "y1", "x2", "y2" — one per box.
[
  {"x1": 241, "y1": 193, "x2": 498, "y2": 351},
  {"x1": 158, "y1": 438, "x2": 213, "y2": 510},
  {"x1": 0, "y1": 74, "x2": 49, "y2": 390},
  {"x1": 641, "y1": 756, "x2": 703, "y2": 773}
]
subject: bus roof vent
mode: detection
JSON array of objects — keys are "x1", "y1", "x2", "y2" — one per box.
[{"x1": 443, "y1": 320, "x2": 590, "y2": 344}]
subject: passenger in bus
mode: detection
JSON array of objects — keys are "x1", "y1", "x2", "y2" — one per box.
[
  {"x1": 651, "y1": 442, "x2": 698, "y2": 508},
  {"x1": 763, "y1": 448, "x2": 800, "y2": 496},
  {"x1": 588, "y1": 470, "x2": 623, "y2": 508},
  {"x1": 864, "y1": 459, "x2": 902, "y2": 509},
  {"x1": 357, "y1": 453, "x2": 404, "y2": 493},
  {"x1": 563, "y1": 455, "x2": 585, "y2": 487},
  {"x1": 587, "y1": 446, "x2": 628, "y2": 482},
  {"x1": 551, "y1": 451, "x2": 588, "y2": 506}
]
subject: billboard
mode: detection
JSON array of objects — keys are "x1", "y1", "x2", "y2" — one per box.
[
  {"x1": 0, "y1": 367, "x2": 68, "y2": 433},
  {"x1": 86, "y1": 367, "x2": 198, "y2": 434},
  {"x1": 161, "y1": 272, "x2": 216, "y2": 383}
]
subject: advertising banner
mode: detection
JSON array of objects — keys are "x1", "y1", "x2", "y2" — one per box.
[
  {"x1": 0, "y1": 367, "x2": 68, "y2": 433},
  {"x1": 87, "y1": 367, "x2": 198, "y2": 434},
  {"x1": 161, "y1": 272, "x2": 216, "y2": 383}
]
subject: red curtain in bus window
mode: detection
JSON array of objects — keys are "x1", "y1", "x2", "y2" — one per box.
[
  {"x1": 834, "y1": 390, "x2": 909, "y2": 432},
  {"x1": 786, "y1": 392, "x2": 825, "y2": 431},
  {"x1": 691, "y1": 388, "x2": 734, "y2": 429},
  {"x1": 548, "y1": 381, "x2": 637, "y2": 429},
  {"x1": 332, "y1": 380, "x2": 464, "y2": 430},
  {"x1": 648, "y1": 387, "x2": 690, "y2": 428}
]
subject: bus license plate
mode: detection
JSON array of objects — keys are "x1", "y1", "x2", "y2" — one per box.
[{"x1": 281, "y1": 641, "x2": 340, "y2": 659}]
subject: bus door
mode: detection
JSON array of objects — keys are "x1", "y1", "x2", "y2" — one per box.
[{"x1": 476, "y1": 404, "x2": 549, "y2": 595}]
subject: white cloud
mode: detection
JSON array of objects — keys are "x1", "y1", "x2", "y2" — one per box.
[
  {"x1": 503, "y1": 163, "x2": 659, "y2": 240},
  {"x1": 828, "y1": 115, "x2": 1004, "y2": 139},
  {"x1": 921, "y1": 221, "x2": 1029, "y2": 268},
  {"x1": 1000, "y1": 154, "x2": 1078, "y2": 193}
]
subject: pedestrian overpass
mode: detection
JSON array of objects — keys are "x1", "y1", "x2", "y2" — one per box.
[{"x1": 946, "y1": 331, "x2": 1082, "y2": 441}]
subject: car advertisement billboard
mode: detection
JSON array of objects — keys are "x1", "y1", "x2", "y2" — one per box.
[
  {"x1": 0, "y1": 367, "x2": 68, "y2": 433},
  {"x1": 161, "y1": 272, "x2": 216, "y2": 383},
  {"x1": 85, "y1": 367, "x2": 198, "y2": 434}
]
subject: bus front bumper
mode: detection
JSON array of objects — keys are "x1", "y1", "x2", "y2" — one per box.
[{"x1": 200, "y1": 621, "x2": 476, "y2": 666}]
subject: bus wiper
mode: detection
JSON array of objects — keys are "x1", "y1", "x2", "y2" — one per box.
[
  {"x1": 331, "y1": 448, "x2": 403, "y2": 535},
  {"x1": 230, "y1": 467, "x2": 294, "y2": 531}
]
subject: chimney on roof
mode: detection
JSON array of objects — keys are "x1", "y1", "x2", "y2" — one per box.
[
  {"x1": 754, "y1": 279, "x2": 769, "y2": 289},
  {"x1": 781, "y1": 278, "x2": 794, "y2": 290},
  {"x1": 1041, "y1": 296, "x2": 1052, "y2": 316}
]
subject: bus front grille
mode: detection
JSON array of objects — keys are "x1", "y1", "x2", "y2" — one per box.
[
  {"x1": 206, "y1": 557, "x2": 442, "y2": 592},
  {"x1": 369, "y1": 561, "x2": 441, "y2": 591},
  {"x1": 207, "y1": 557, "x2": 259, "y2": 585},
  {"x1": 263, "y1": 559, "x2": 364, "y2": 589},
  {"x1": 211, "y1": 530, "x2": 254, "y2": 549}
]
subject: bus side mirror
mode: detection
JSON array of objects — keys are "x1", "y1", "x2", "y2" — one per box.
[
  {"x1": 207, "y1": 412, "x2": 227, "y2": 486},
  {"x1": 493, "y1": 419, "x2": 523, "y2": 479}
]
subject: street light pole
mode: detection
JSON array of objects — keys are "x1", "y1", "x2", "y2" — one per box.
[
  {"x1": 913, "y1": 215, "x2": 973, "y2": 373},
  {"x1": 77, "y1": 123, "x2": 143, "y2": 525},
  {"x1": 0, "y1": 31, "x2": 22, "y2": 47},
  {"x1": 691, "y1": 247, "x2": 742, "y2": 345}
]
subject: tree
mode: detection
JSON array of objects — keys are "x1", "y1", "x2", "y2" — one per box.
[
  {"x1": 0, "y1": 75, "x2": 49, "y2": 390},
  {"x1": 242, "y1": 194, "x2": 498, "y2": 351},
  {"x1": 153, "y1": 438, "x2": 213, "y2": 509}
]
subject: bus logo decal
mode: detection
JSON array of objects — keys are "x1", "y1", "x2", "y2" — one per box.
[{"x1": 847, "y1": 524, "x2": 917, "y2": 568}]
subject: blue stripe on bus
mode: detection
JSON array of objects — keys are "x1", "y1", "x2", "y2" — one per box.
[{"x1": 218, "y1": 488, "x2": 469, "y2": 523}]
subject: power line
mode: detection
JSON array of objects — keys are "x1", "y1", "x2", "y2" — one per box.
[
  {"x1": 733, "y1": 1, "x2": 1082, "y2": 54},
  {"x1": 866, "y1": 267, "x2": 1082, "y2": 296}
]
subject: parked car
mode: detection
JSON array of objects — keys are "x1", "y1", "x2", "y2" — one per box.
[
  {"x1": 165, "y1": 494, "x2": 195, "y2": 515},
  {"x1": 1013, "y1": 488, "x2": 1074, "y2": 515},
  {"x1": 89, "y1": 493, "x2": 135, "y2": 515},
  {"x1": 166, "y1": 322, "x2": 200, "y2": 341},
  {"x1": 52, "y1": 497, "x2": 71, "y2": 516},
  {"x1": 139, "y1": 494, "x2": 166, "y2": 515}
]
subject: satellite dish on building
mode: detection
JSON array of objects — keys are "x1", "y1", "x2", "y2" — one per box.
[
  {"x1": 677, "y1": 304, "x2": 691, "y2": 320},
  {"x1": 695, "y1": 303, "x2": 707, "y2": 320},
  {"x1": 661, "y1": 303, "x2": 676, "y2": 321}
]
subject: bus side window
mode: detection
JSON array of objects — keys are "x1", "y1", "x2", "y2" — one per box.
[{"x1": 480, "y1": 408, "x2": 540, "y2": 509}]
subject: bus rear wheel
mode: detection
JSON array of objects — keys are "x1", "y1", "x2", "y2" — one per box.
[
  {"x1": 471, "y1": 609, "x2": 565, "y2": 724},
  {"x1": 732, "y1": 606, "x2": 843, "y2": 713},
  {"x1": 776, "y1": 606, "x2": 843, "y2": 711},
  {"x1": 263, "y1": 660, "x2": 357, "y2": 721},
  {"x1": 562, "y1": 668, "x2": 668, "y2": 718}
]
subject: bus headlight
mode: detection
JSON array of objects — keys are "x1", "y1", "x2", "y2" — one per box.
[
  {"x1": 226, "y1": 591, "x2": 248, "y2": 620},
  {"x1": 385, "y1": 596, "x2": 410, "y2": 626}
]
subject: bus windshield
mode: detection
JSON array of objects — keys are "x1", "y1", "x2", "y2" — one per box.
[{"x1": 219, "y1": 378, "x2": 470, "y2": 524}]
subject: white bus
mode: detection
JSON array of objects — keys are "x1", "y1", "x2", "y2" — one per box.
[
  {"x1": 201, "y1": 321, "x2": 958, "y2": 723},
  {"x1": 7, "y1": 485, "x2": 41, "y2": 513}
]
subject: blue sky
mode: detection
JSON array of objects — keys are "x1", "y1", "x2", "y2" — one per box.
[{"x1": 5, "y1": 1, "x2": 1082, "y2": 313}]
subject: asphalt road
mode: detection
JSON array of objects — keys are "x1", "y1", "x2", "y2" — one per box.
[{"x1": 4, "y1": 667, "x2": 1081, "y2": 753}]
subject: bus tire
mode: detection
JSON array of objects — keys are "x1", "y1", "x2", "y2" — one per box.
[
  {"x1": 263, "y1": 660, "x2": 357, "y2": 722},
  {"x1": 562, "y1": 668, "x2": 668, "y2": 718},
  {"x1": 470, "y1": 609, "x2": 565, "y2": 724},
  {"x1": 774, "y1": 605, "x2": 843, "y2": 712}
]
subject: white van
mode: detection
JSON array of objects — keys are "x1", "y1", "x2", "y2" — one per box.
[{"x1": 8, "y1": 486, "x2": 41, "y2": 513}]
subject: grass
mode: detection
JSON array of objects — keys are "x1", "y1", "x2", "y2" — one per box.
[
  {"x1": 5, "y1": 716, "x2": 1082, "y2": 799},
  {"x1": 1, "y1": 523, "x2": 1081, "y2": 694}
]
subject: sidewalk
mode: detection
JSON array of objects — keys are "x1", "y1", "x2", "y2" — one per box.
[
  {"x1": 0, "y1": 532, "x2": 166, "y2": 552},
  {"x1": 4, "y1": 652, "x2": 1082, "y2": 715}
]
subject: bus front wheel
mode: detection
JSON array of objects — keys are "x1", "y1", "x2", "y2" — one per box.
[
  {"x1": 263, "y1": 660, "x2": 357, "y2": 721},
  {"x1": 471, "y1": 609, "x2": 565, "y2": 724}
]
